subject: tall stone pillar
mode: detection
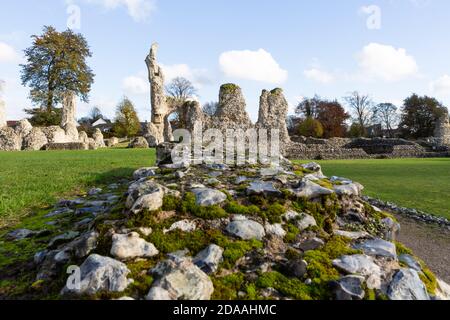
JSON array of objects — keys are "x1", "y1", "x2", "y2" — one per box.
[
  {"x1": 0, "y1": 81, "x2": 6, "y2": 128},
  {"x1": 256, "y1": 88, "x2": 291, "y2": 154},
  {"x1": 434, "y1": 108, "x2": 450, "y2": 146},
  {"x1": 61, "y1": 91, "x2": 79, "y2": 142},
  {"x1": 145, "y1": 43, "x2": 169, "y2": 144}
]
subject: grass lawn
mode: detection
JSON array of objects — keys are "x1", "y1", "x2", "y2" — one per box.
[
  {"x1": 295, "y1": 158, "x2": 450, "y2": 219},
  {"x1": 0, "y1": 148, "x2": 156, "y2": 228}
]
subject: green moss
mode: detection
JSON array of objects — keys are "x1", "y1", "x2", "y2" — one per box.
[
  {"x1": 394, "y1": 241, "x2": 413, "y2": 255},
  {"x1": 316, "y1": 179, "x2": 333, "y2": 190},
  {"x1": 162, "y1": 195, "x2": 181, "y2": 211},
  {"x1": 124, "y1": 259, "x2": 155, "y2": 297},
  {"x1": 300, "y1": 236, "x2": 360, "y2": 299},
  {"x1": 292, "y1": 195, "x2": 340, "y2": 231},
  {"x1": 366, "y1": 288, "x2": 376, "y2": 301},
  {"x1": 180, "y1": 193, "x2": 228, "y2": 220},
  {"x1": 419, "y1": 267, "x2": 437, "y2": 296},
  {"x1": 221, "y1": 83, "x2": 240, "y2": 93},
  {"x1": 148, "y1": 229, "x2": 213, "y2": 255},
  {"x1": 323, "y1": 236, "x2": 361, "y2": 259},
  {"x1": 213, "y1": 234, "x2": 263, "y2": 269},
  {"x1": 225, "y1": 201, "x2": 260, "y2": 216},
  {"x1": 284, "y1": 223, "x2": 300, "y2": 243},
  {"x1": 270, "y1": 88, "x2": 283, "y2": 95},
  {"x1": 261, "y1": 203, "x2": 286, "y2": 224},
  {"x1": 212, "y1": 272, "x2": 245, "y2": 300},
  {"x1": 256, "y1": 271, "x2": 312, "y2": 300}
]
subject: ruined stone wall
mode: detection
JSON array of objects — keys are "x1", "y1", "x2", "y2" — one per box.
[
  {"x1": 0, "y1": 81, "x2": 6, "y2": 128},
  {"x1": 434, "y1": 110, "x2": 450, "y2": 147},
  {"x1": 285, "y1": 136, "x2": 448, "y2": 160},
  {"x1": 61, "y1": 91, "x2": 79, "y2": 142}
]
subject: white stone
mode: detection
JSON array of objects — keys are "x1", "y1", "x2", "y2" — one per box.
[
  {"x1": 333, "y1": 254, "x2": 382, "y2": 289},
  {"x1": 296, "y1": 213, "x2": 317, "y2": 231},
  {"x1": 264, "y1": 223, "x2": 287, "y2": 238},
  {"x1": 388, "y1": 268, "x2": 430, "y2": 300},
  {"x1": 290, "y1": 180, "x2": 334, "y2": 199},
  {"x1": 354, "y1": 238, "x2": 397, "y2": 259},
  {"x1": 111, "y1": 232, "x2": 159, "y2": 260},
  {"x1": 226, "y1": 216, "x2": 266, "y2": 240},
  {"x1": 146, "y1": 256, "x2": 214, "y2": 300},
  {"x1": 334, "y1": 183, "x2": 364, "y2": 197},
  {"x1": 191, "y1": 188, "x2": 227, "y2": 206},
  {"x1": 334, "y1": 230, "x2": 371, "y2": 240},
  {"x1": 164, "y1": 219, "x2": 197, "y2": 234},
  {"x1": 61, "y1": 254, "x2": 131, "y2": 295},
  {"x1": 193, "y1": 244, "x2": 224, "y2": 274}
]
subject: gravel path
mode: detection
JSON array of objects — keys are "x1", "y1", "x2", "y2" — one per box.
[{"x1": 395, "y1": 214, "x2": 450, "y2": 283}]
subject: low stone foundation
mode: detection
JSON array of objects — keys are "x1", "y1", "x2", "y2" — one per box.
[
  {"x1": 285, "y1": 137, "x2": 450, "y2": 160},
  {"x1": 44, "y1": 142, "x2": 88, "y2": 151}
]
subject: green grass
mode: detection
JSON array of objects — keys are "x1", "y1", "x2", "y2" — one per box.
[
  {"x1": 294, "y1": 158, "x2": 450, "y2": 219},
  {"x1": 0, "y1": 148, "x2": 156, "y2": 228}
]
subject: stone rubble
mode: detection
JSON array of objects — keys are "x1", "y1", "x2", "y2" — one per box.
[{"x1": 2, "y1": 155, "x2": 448, "y2": 301}]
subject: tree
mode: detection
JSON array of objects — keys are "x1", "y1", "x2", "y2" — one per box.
[
  {"x1": 348, "y1": 123, "x2": 366, "y2": 138},
  {"x1": 344, "y1": 91, "x2": 373, "y2": 133},
  {"x1": 202, "y1": 101, "x2": 219, "y2": 116},
  {"x1": 295, "y1": 96, "x2": 320, "y2": 119},
  {"x1": 399, "y1": 94, "x2": 446, "y2": 139},
  {"x1": 295, "y1": 96, "x2": 349, "y2": 138},
  {"x1": 316, "y1": 100, "x2": 350, "y2": 138},
  {"x1": 89, "y1": 107, "x2": 104, "y2": 123},
  {"x1": 166, "y1": 77, "x2": 197, "y2": 101},
  {"x1": 26, "y1": 108, "x2": 62, "y2": 126},
  {"x1": 298, "y1": 117, "x2": 324, "y2": 138},
  {"x1": 113, "y1": 97, "x2": 141, "y2": 138},
  {"x1": 371, "y1": 103, "x2": 399, "y2": 137},
  {"x1": 21, "y1": 26, "x2": 94, "y2": 123}
]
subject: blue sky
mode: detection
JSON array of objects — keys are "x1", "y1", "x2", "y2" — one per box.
[{"x1": 1, "y1": 0, "x2": 450, "y2": 122}]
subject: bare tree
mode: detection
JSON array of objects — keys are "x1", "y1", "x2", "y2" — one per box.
[
  {"x1": 89, "y1": 106, "x2": 103, "y2": 122},
  {"x1": 344, "y1": 91, "x2": 373, "y2": 129},
  {"x1": 202, "y1": 101, "x2": 219, "y2": 116},
  {"x1": 166, "y1": 77, "x2": 197, "y2": 101},
  {"x1": 371, "y1": 103, "x2": 400, "y2": 137}
]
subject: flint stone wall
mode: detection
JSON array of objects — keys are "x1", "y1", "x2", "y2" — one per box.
[
  {"x1": 286, "y1": 136, "x2": 449, "y2": 160},
  {"x1": 44, "y1": 142, "x2": 88, "y2": 151}
]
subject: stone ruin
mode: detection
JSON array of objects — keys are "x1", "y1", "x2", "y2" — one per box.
[
  {"x1": 141, "y1": 43, "x2": 450, "y2": 161},
  {"x1": 0, "y1": 89, "x2": 108, "y2": 151},
  {"x1": 433, "y1": 108, "x2": 450, "y2": 147},
  {"x1": 143, "y1": 43, "x2": 291, "y2": 153}
]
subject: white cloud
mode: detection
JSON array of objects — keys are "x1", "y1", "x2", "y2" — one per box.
[
  {"x1": 0, "y1": 42, "x2": 21, "y2": 63},
  {"x1": 357, "y1": 43, "x2": 418, "y2": 81},
  {"x1": 123, "y1": 64, "x2": 211, "y2": 96},
  {"x1": 304, "y1": 68, "x2": 334, "y2": 84},
  {"x1": 430, "y1": 75, "x2": 450, "y2": 96},
  {"x1": 84, "y1": 0, "x2": 156, "y2": 22},
  {"x1": 161, "y1": 64, "x2": 212, "y2": 87},
  {"x1": 123, "y1": 74, "x2": 148, "y2": 94},
  {"x1": 219, "y1": 49, "x2": 288, "y2": 84}
]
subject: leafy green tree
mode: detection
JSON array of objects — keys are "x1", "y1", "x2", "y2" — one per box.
[
  {"x1": 298, "y1": 117, "x2": 324, "y2": 138},
  {"x1": 20, "y1": 26, "x2": 94, "y2": 123},
  {"x1": 26, "y1": 108, "x2": 62, "y2": 126},
  {"x1": 348, "y1": 123, "x2": 366, "y2": 138},
  {"x1": 399, "y1": 94, "x2": 446, "y2": 139},
  {"x1": 113, "y1": 97, "x2": 141, "y2": 138},
  {"x1": 371, "y1": 103, "x2": 399, "y2": 137}
]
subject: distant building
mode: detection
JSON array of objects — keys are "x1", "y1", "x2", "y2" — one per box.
[
  {"x1": 91, "y1": 118, "x2": 112, "y2": 133},
  {"x1": 366, "y1": 124, "x2": 383, "y2": 137},
  {"x1": 6, "y1": 120, "x2": 18, "y2": 127}
]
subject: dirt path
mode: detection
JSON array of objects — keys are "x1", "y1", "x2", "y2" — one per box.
[{"x1": 394, "y1": 214, "x2": 450, "y2": 283}]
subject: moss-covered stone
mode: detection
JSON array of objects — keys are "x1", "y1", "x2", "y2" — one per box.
[
  {"x1": 256, "y1": 271, "x2": 313, "y2": 300},
  {"x1": 221, "y1": 83, "x2": 240, "y2": 94}
]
